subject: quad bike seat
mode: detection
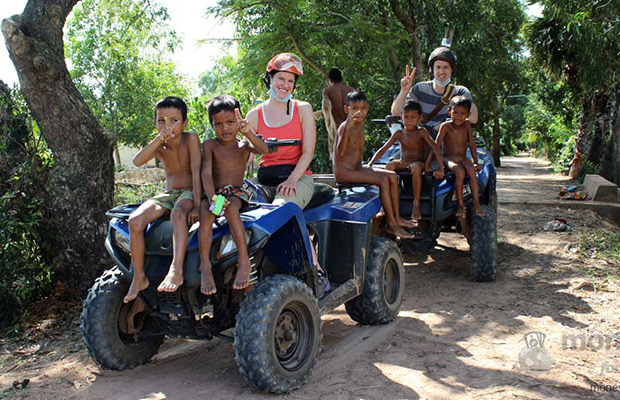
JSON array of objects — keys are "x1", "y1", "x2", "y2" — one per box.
[{"x1": 255, "y1": 182, "x2": 335, "y2": 210}]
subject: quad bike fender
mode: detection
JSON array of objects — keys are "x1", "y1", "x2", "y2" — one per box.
[{"x1": 253, "y1": 202, "x2": 314, "y2": 274}]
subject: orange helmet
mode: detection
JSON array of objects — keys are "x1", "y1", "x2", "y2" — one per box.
[{"x1": 266, "y1": 53, "x2": 304, "y2": 75}]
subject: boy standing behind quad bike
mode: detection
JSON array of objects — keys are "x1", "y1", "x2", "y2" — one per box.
[
  {"x1": 124, "y1": 96, "x2": 202, "y2": 303},
  {"x1": 367, "y1": 100, "x2": 445, "y2": 223}
]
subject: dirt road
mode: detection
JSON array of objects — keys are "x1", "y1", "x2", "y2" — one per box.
[{"x1": 2, "y1": 155, "x2": 620, "y2": 400}]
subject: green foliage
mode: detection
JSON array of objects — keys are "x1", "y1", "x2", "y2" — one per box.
[
  {"x1": 114, "y1": 182, "x2": 164, "y2": 206},
  {"x1": 523, "y1": 94, "x2": 576, "y2": 166},
  {"x1": 0, "y1": 86, "x2": 53, "y2": 328},
  {"x1": 524, "y1": 0, "x2": 620, "y2": 94},
  {"x1": 207, "y1": 0, "x2": 527, "y2": 169},
  {"x1": 65, "y1": 0, "x2": 190, "y2": 148},
  {"x1": 577, "y1": 228, "x2": 620, "y2": 266}
]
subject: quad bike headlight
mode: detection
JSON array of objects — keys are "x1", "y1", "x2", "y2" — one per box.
[
  {"x1": 451, "y1": 184, "x2": 471, "y2": 202},
  {"x1": 114, "y1": 230, "x2": 131, "y2": 254},
  {"x1": 217, "y1": 230, "x2": 251, "y2": 259}
]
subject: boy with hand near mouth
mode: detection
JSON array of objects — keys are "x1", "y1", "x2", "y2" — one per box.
[
  {"x1": 333, "y1": 91, "x2": 415, "y2": 239},
  {"x1": 124, "y1": 96, "x2": 202, "y2": 303}
]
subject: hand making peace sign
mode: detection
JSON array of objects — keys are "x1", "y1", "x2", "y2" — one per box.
[
  {"x1": 235, "y1": 108, "x2": 251, "y2": 136},
  {"x1": 400, "y1": 65, "x2": 417, "y2": 92}
]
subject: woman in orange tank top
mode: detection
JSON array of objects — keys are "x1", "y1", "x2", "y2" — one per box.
[{"x1": 244, "y1": 53, "x2": 317, "y2": 209}]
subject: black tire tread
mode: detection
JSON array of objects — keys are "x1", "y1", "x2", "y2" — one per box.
[
  {"x1": 345, "y1": 237, "x2": 405, "y2": 325},
  {"x1": 469, "y1": 204, "x2": 498, "y2": 282},
  {"x1": 233, "y1": 275, "x2": 321, "y2": 394},
  {"x1": 81, "y1": 267, "x2": 164, "y2": 370}
]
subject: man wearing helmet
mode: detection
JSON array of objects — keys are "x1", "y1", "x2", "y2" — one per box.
[{"x1": 390, "y1": 46, "x2": 478, "y2": 136}]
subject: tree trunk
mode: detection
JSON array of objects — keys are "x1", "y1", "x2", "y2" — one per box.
[
  {"x1": 388, "y1": 0, "x2": 423, "y2": 80},
  {"x1": 569, "y1": 98, "x2": 589, "y2": 179},
  {"x1": 492, "y1": 110, "x2": 501, "y2": 167},
  {"x1": 599, "y1": 85, "x2": 620, "y2": 184},
  {"x1": 2, "y1": 0, "x2": 115, "y2": 294}
]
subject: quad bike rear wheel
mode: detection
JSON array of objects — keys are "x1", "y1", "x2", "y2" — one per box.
[{"x1": 345, "y1": 237, "x2": 405, "y2": 325}]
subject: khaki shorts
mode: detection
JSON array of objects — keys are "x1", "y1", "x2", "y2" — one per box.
[
  {"x1": 150, "y1": 189, "x2": 193, "y2": 211},
  {"x1": 273, "y1": 174, "x2": 314, "y2": 209}
]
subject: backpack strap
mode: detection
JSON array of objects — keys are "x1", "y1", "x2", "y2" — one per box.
[{"x1": 421, "y1": 84, "x2": 455, "y2": 124}]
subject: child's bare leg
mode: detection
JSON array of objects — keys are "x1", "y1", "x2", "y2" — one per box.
[
  {"x1": 125, "y1": 201, "x2": 167, "y2": 303},
  {"x1": 376, "y1": 168, "x2": 416, "y2": 229},
  {"x1": 336, "y1": 167, "x2": 414, "y2": 239},
  {"x1": 198, "y1": 199, "x2": 216, "y2": 295},
  {"x1": 159, "y1": 198, "x2": 193, "y2": 292},
  {"x1": 385, "y1": 159, "x2": 407, "y2": 172},
  {"x1": 410, "y1": 162, "x2": 424, "y2": 221},
  {"x1": 224, "y1": 198, "x2": 252, "y2": 290},
  {"x1": 449, "y1": 162, "x2": 466, "y2": 218},
  {"x1": 462, "y1": 159, "x2": 485, "y2": 216}
]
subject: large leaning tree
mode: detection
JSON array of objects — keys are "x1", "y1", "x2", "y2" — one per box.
[{"x1": 2, "y1": 0, "x2": 115, "y2": 293}]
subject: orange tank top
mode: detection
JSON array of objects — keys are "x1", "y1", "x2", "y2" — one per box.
[{"x1": 257, "y1": 101, "x2": 309, "y2": 173}]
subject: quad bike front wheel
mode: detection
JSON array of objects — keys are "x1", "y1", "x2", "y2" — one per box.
[
  {"x1": 469, "y1": 204, "x2": 498, "y2": 282},
  {"x1": 234, "y1": 275, "x2": 321, "y2": 393},
  {"x1": 345, "y1": 237, "x2": 405, "y2": 325},
  {"x1": 81, "y1": 267, "x2": 164, "y2": 370}
]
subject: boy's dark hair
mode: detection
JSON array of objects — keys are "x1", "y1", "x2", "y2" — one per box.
[
  {"x1": 345, "y1": 91, "x2": 368, "y2": 105},
  {"x1": 328, "y1": 68, "x2": 343, "y2": 83},
  {"x1": 450, "y1": 95, "x2": 471, "y2": 112},
  {"x1": 207, "y1": 95, "x2": 241, "y2": 127},
  {"x1": 402, "y1": 100, "x2": 422, "y2": 114},
  {"x1": 155, "y1": 96, "x2": 188, "y2": 122}
]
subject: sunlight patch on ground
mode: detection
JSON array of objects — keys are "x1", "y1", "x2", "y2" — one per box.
[{"x1": 139, "y1": 393, "x2": 166, "y2": 400}]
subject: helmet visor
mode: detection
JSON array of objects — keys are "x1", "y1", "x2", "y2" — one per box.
[{"x1": 267, "y1": 53, "x2": 304, "y2": 75}]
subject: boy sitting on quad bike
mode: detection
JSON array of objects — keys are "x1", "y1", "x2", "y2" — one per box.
[
  {"x1": 367, "y1": 100, "x2": 445, "y2": 223},
  {"x1": 333, "y1": 91, "x2": 415, "y2": 239},
  {"x1": 124, "y1": 96, "x2": 202, "y2": 303},
  {"x1": 199, "y1": 95, "x2": 270, "y2": 294},
  {"x1": 430, "y1": 96, "x2": 485, "y2": 218}
]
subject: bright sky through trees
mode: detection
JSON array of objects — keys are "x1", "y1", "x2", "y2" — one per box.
[{"x1": 0, "y1": 0, "x2": 235, "y2": 87}]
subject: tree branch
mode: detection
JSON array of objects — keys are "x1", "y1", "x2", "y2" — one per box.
[{"x1": 288, "y1": 31, "x2": 326, "y2": 79}]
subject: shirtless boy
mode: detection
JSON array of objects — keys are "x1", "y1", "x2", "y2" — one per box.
[
  {"x1": 322, "y1": 68, "x2": 354, "y2": 157},
  {"x1": 432, "y1": 96, "x2": 485, "y2": 218},
  {"x1": 198, "y1": 95, "x2": 269, "y2": 294},
  {"x1": 124, "y1": 96, "x2": 202, "y2": 303},
  {"x1": 333, "y1": 91, "x2": 415, "y2": 239},
  {"x1": 367, "y1": 100, "x2": 445, "y2": 222}
]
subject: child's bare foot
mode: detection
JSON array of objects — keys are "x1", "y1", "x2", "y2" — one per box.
[
  {"x1": 124, "y1": 275, "x2": 149, "y2": 303},
  {"x1": 387, "y1": 224, "x2": 415, "y2": 239},
  {"x1": 158, "y1": 265, "x2": 183, "y2": 292},
  {"x1": 397, "y1": 217, "x2": 417, "y2": 229},
  {"x1": 473, "y1": 204, "x2": 486, "y2": 217},
  {"x1": 455, "y1": 205, "x2": 466, "y2": 218},
  {"x1": 233, "y1": 260, "x2": 252, "y2": 290},
  {"x1": 200, "y1": 264, "x2": 217, "y2": 295},
  {"x1": 411, "y1": 207, "x2": 422, "y2": 221}
]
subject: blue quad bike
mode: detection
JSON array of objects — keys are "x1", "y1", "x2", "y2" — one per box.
[
  {"x1": 370, "y1": 116, "x2": 498, "y2": 282},
  {"x1": 81, "y1": 140, "x2": 405, "y2": 394}
]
